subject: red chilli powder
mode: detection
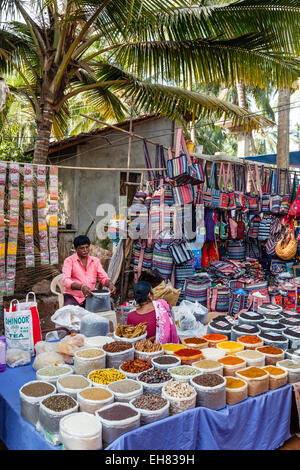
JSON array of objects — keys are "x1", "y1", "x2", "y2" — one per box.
[{"x1": 175, "y1": 348, "x2": 201, "y2": 357}]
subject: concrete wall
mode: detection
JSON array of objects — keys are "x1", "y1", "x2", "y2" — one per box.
[{"x1": 58, "y1": 117, "x2": 177, "y2": 241}]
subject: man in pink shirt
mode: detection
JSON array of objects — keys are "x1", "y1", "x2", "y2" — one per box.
[{"x1": 62, "y1": 235, "x2": 116, "y2": 307}]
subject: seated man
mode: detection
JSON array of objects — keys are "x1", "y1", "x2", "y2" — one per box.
[{"x1": 62, "y1": 235, "x2": 116, "y2": 307}]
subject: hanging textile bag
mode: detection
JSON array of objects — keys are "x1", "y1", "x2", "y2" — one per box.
[
  {"x1": 220, "y1": 212, "x2": 229, "y2": 240},
  {"x1": 280, "y1": 169, "x2": 291, "y2": 215},
  {"x1": 152, "y1": 231, "x2": 175, "y2": 280},
  {"x1": 270, "y1": 168, "x2": 282, "y2": 214},
  {"x1": 167, "y1": 128, "x2": 201, "y2": 185},
  {"x1": 248, "y1": 215, "x2": 261, "y2": 238},
  {"x1": 209, "y1": 162, "x2": 221, "y2": 209},
  {"x1": 168, "y1": 239, "x2": 193, "y2": 265},
  {"x1": 208, "y1": 239, "x2": 219, "y2": 262},
  {"x1": 184, "y1": 276, "x2": 212, "y2": 306},
  {"x1": 261, "y1": 168, "x2": 272, "y2": 213},
  {"x1": 226, "y1": 163, "x2": 236, "y2": 210},
  {"x1": 228, "y1": 290, "x2": 249, "y2": 316},
  {"x1": 229, "y1": 216, "x2": 238, "y2": 240},
  {"x1": 257, "y1": 215, "x2": 272, "y2": 242},
  {"x1": 218, "y1": 162, "x2": 229, "y2": 209},
  {"x1": 288, "y1": 178, "x2": 300, "y2": 218},
  {"x1": 202, "y1": 161, "x2": 212, "y2": 208},
  {"x1": 208, "y1": 286, "x2": 231, "y2": 313},
  {"x1": 236, "y1": 213, "x2": 246, "y2": 240},
  {"x1": 227, "y1": 240, "x2": 246, "y2": 261},
  {"x1": 234, "y1": 164, "x2": 247, "y2": 211},
  {"x1": 270, "y1": 259, "x2": 287, "y2": 274},
  {"x1": 172, "y1": 183, "x2": 194, "y2": 205},
  {"x1": 246, "y1": 162, "x2": 261, "y2": 212},
  {"x1": 133, "y1": 239, "x2": 154, "y2": 280},
  {"x1": 265, "y1": 233, "x2": 281, "y2": 256}
]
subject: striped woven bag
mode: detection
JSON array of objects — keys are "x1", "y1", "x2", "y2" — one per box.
[
  {"x1": 184, "y1": 276, "x2": 212, "y2": 306},
  {"x1": 208, "y1": 286, "x2": 231, "y2": 313},
  {"x1": 152, "y1": 232, "x2": 175, "y2": 280}
]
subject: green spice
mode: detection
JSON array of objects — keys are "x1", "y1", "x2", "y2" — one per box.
[
  {"x1": 38, "y1": 366, "x2": 71, "y2": 377},
  {"x1": 171, "y1": 366, "x2": 199, "y2": 376}
]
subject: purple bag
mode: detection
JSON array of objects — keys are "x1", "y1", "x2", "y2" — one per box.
[{"x1": 204, "y1": 208, "x2": 215, "y2": 242}]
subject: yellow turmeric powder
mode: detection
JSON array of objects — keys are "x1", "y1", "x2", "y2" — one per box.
[
  {"x1": 263, "y1": 366, "x2": 285, "y2": 376},
  {"x1": 226, "y1": 377, "x2": 246, "y2": 389},
  {"x1": 238, "y1": 367, "x2": 267, "y2": 379}
]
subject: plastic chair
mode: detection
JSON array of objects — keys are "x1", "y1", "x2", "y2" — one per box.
[{"x1": 50, "y1": 274, "x2": 64, "y2": 309}]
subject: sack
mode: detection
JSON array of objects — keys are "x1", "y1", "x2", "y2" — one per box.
[
  {"x1": 208, "y1": 286, "x2": 231, "y2": 313},
  {"x1": 4, "y1": 299, "x2": 35, "y2": 354},
  {"x1": 288, "y1": 175, "x2": 300, "y2": 217},
  {"x1": 168, "y1": 239, "x2": 193, "y2": 265},
  {"x1": 276, "y1": 225, "x2": 297, "y2": 261},
  {"x1": 152, "y1": 280, "x2": 181, "y2": 308}
]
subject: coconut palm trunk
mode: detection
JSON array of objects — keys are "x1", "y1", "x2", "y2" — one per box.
[
  {"x1": 33, "y1": 100, "x2": 55, "y2": 164},
  {"x1": 236, "y1": 79, "x2": 252, "y2": 157},
  {"x1": 277, "y1": 87, "x2": 290, "y2": 169}
]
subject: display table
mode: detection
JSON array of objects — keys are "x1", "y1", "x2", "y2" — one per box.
[{"x1": 0, "y1": 361, "x2": 293, "y2": 451}]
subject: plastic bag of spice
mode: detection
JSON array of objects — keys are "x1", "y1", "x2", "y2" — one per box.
[
  {"x1": 59, "y1": 412, "x2": 102, "y2": 450},
  {"x1": 130, "y1": 394, "x2": 170, "y2": 425},
  {"x1": 107, "y1": 379, "x2": 143, "y2": 403},
  {"x1": 235, "y1": 367, "x2": 269, "y2": 397},
  {"x1": 19, "y1": 380, "x2": 56, "y2": 426},
  {"x1": 161, "y1": 381, "x2": 196, "y2": 415},
  {"x1": 77, "y1": 387, "x2": 114, "y2": 413},
  {"x1": 191, "y1": 373, "x2": 226, "y2": 410},
  {"x1": 102, "y1": 342, "x2": 134, "y2": 369},
  {"x1": 136, "y1": 369, "x2": 173, "y2": 395},
  {"x1": 95, "y1": 402, "x2": 140, "y2": 444},
  {"x1": 73, "y1": 348, "x2": 106, "y2": 377},
  {"x1": 36, "y1": 393, "x2": 79, "y2": 446}
]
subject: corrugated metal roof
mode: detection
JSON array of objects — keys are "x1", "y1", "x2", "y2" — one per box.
[{"x1": 26, "y1": 113, "x2": 160, "y2": 155}]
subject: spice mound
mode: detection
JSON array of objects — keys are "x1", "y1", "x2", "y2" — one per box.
[
  {"x1": 120, "y1": 359, "x2": 152, "y2": 374},
  {"x1": 174, "y1": 348, "x2": 202, "y2": 357},
  {"x1": 226, "y1": 377, "x2": 246, "y2": 389},
  {"x1": 278, "y1": 360, "x2": 300, "y2": 370},
  {"x1": 238, "y1": 335, "x2": 262, "y2": 344},
  {"x1": 132, "y1": 394, "x2": 167, "y2": 411},
  {"x1": 202, "y1": 334, "x2": 228, "y2": 342},
  {"x1": 193, "y1": 359, "x2": 221, "y2": 370},
  {"x1": 76, "y1": 349, "x2": 104, "y2": 358},
  {"x1": 79, "y1": 387, "x2": 112, "y2": 401},
  {"x1": 21, "y1": 382, "x2": 55, "y2": 397},
  {"x1": 217, "y1": 341, "x2": 243, "y2": 351},
  {"x1": 263, "y1": 366, "x2": 286, "y2": 376},
  {"x1": 135, "y1": 340, "x2": 162, "y2": 352},
  {"x1": 193, "y1": 373, "x2": 224, "y2": 387},
  {"x1": 97, "y1": 404, "x2": 138, "y2": 421},
  {"x1": 238, "y1": 367, "x2": 267, "y2": 378},
  {"x1": 162, "y1": 343, "x2": 186, "y2": 353},
  {"x1": 108, "y1": 380, "x2": 141, "y2": 394},
  {"x1": 163, "y1": 381, "x2": 195, "y2": 398},
  {"x1": 37, "y1": 366, "x2": 71, "y2": 377},
  {"x1": 59, "y1": 375, "x2": 90, "y2": 389},
  {"x1": 138, "y1": 369, "x2": 171, "y2": 384},
  {"x1": 42, "y1": 394, "x2": 76, "y2": 412},
  {"x1": 153, "y1": 356, "x2": 179, "y2": 365},
  {"x1": 257, "y1": 346, "x2": 283, "y2": 355},
  {"x1": 115, "y1": 323, "x2": 147, "y2": 338},
  {"x1": 171, "y1": 366, "x2": 199, "y2": 376},
  {"x1": 237, "y1": 350, "x2": 264, "y2": 359},
  {"x1": 218, "y1": 356, "x2": 245, "y2": 365},
  {"x1": 183, "y1": 337, "x2": 208, "y2": 345},
  {"x1": 89, "y1": 368, "x2": 126, "y2": 385},
  {"x1": 103, "y1": 341, "x2": 132, "y2": 353}
]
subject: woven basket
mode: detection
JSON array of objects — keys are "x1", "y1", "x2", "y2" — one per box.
[{"x1": 275, "y1": 229, "x2": 297, "y2": 260}]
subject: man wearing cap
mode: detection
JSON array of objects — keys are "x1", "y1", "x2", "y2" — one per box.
[{"x1": 62, "y1": 235, "x2": 116, "y2": 307}]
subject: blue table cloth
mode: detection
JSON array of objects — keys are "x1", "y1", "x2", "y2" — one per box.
[{"x1": 0, "y1": 361, "x2": 292, "y2": 450}]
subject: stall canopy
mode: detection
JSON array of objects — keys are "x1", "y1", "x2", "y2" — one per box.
[{"x1": 244, "y1": 150, "x2": 300, "y2": 167}]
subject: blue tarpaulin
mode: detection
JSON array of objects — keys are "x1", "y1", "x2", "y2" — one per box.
[{"x1": 244, "y1": 150, "x2": 300, "y2": 167}]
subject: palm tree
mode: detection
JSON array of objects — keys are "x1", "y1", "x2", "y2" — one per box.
[{"x1": 0, "y1": 0, "x2": 299, "y2": 164}]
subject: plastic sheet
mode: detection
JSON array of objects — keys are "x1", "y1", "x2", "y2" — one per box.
[
  {"x1": 51, "y1": 305, "x2": 91, "y2": 332},
  {"x1": 32, "y1": 351, "x2": 65, "y2": 371}
]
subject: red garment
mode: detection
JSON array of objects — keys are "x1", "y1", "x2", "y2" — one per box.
[{"x1": 127, "y1": 309, "x2": 156, "y2": 339}]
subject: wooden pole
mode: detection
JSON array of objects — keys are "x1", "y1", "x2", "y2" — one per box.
[{"x1": 79, "y1": 113, "x2": 175, "y2": 154}]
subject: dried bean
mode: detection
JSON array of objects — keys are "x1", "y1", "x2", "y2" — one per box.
[
  {"x1": 133, "y1": 394, "x2": 167, "y2": 411},
  {"x1": 42, "y1": 394, "x2": 76, "y2": 412},
  {"x1": 139, "y1": 369, "x2": 171, "y2": 384},
  {"x1": 163, "y1": 381, "x2": 195, "y2": 399},
  {"x1": 193, "y1": 373, "x2": 224, "y2": 387}
]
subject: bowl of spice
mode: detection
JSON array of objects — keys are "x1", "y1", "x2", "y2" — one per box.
[
  {"x1": 37, "y1": 393, "x2": 79, "y2": 446},
  {"x1": 57, "y1": 375, "x2": 91, "y2": 399},
  {"x1": 225, "y1": 377, "x2": 248, "y2": 405},
  {"x1": 119, "y1": 359, "x2": 153, "y2": 379},
  {"x1": 262, "y1": 366, "x2": 288, "y2": 390},
  {"x1": 151, "y1": 355, "x2": 181, "y2": 371},
  {"x1": 235, "y1": 367, "x2": 269, "y2": 397},
  {"x1": 216, "y1": 341, "x2": 244, "y2": 356},
  {"x1": 36, "y1": 364, "x2": 74, "y2": 385},
  {"x1": 19, "y1": 381, "x2": 56, "y2": 426},
  {"x1": 174, "y1": 348, "x2": 203, "y2": 366},
  {"x1": 168, "y1": 365, "x2": 201, "y2": 383},
  {"x1": 161, "y1": 380, "x2": 196, "y2": 415},
  {"x1": 217, "y1": 356, "x2": 247, "y2": 377},
  {"x1": 88, "y1": 368, "x2": 126, "y2": 387},
  {"x1": 256, "y1": 345, "x2": 285, "y2": 365},
  {"x1": 77, "y1": 387, "x2": 114, "y2": 413},
  {"x1": 202, "y1": 333, "x2": 228, "y2": 348},
  {"x1": 276, "y1": 359, "x2": 300, "y2": 383},
  {"x1": 192, "y1": 359, "x2": 223, "y2": 376},
  {"x1": 59, "y1": 412, "x2": 102, "y2": 450},
  {"x1": 107, "y1": 379, "x2": 143, "y2": 403},
  {"x1": 180, "y1": 337, "x2": 209, "y2": 349},
  {"x1": 74, "y1": 348, "x2": 106, "y2": 377},
  {"x1": 237, "y1": 335, "x2": 264, "y2": 350},
  {"x1": 95, "y1": 402, "x2": 140, "y2": 444},
  {"x1": 134, "y1": 340, "x2": 163, "y2": 362},
  {"x1": 137, "y1": 369, "x2": 172, "y2": 395},
  {"x1": 130, "y1": 393, "x2": 169, "y2": 425},
  {"x1": 190, "y1": 373, "x2": 226, "y2": 410},
  {"x1": 102, "y1": 341, "x2": 134, "y2": 369},
  {"x1": 161, "y1": 343, "x2": 186, "y2": 355},
  {"x1": 236, "y1": 350, "x2": 265, "y2": 368}
]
